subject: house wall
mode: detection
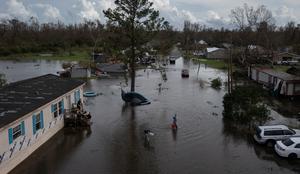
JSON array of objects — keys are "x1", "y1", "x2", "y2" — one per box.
[
  {"x1": 294, "y1": 83, "x2": 300, "y2": 95},
  {"x1": 207, "y1": 50, "x2": 227, "y2": 59},
  {"x1": 251, "y1": 69, "x2": 257, "y2": 81},
  {"x1": 258, "y1": 72, "x2": 269, "y2": 85},
  {"x1": 249, "y1": 67, "x2": 300, "y2": 96},
  {"x1": 71, "y1": 68, "x2": 91, "y2": 78},
  {"x1": 287, "y1": 83, "x2": 294, "y2": 96},
  {"x1": 0, "y1": 86, "x2": 83, "y2": 174}
]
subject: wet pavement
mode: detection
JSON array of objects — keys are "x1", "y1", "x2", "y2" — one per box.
[{"x1": 1, "y1": 58, "x2": 300, "y2": 174}]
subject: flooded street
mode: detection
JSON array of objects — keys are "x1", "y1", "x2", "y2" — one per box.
[{"x1": 1, "y1": 58, "x2": 300, "y2": 174}]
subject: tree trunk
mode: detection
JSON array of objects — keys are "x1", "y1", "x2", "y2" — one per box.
[
  {"x1": 130, "y1": 20, "x2": 136, "y2": 92},
  {"x1": 130, "y1": 52, "x2": 135, "y2": 92}
]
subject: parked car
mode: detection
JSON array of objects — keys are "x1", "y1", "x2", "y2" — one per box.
[
  {"x1": 276, "y1": 60, "x2": 299, "y2": 65},
  {"x1": 181, "y1": 69, "x2": 189, "y2": 78},
  {"x1": 275, "y1": 137, "x2": 300, "y2": 158},
  {"x1": 254, "y1": 125, "x2": 300, "y2": 147}
]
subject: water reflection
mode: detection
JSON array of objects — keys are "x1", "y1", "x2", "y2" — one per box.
[
  {"x1": 3, "y1": 56, "x2": 300, "y2": 174},
  {"x1": 222, "y1": 119, "x2": 300, "y2": 173},
  {"x1": 171, "y1": 129, "x2": 177, "y2": 141},
  {"x1": 10, "y1": 128, "x2": 91, "y2": 174},
  {"x1": 253, "y1": 144, "x2": 300, "y2": 173}
]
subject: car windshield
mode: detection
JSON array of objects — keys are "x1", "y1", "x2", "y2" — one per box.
[
  {"x1": 289, "y1": 129, "x2": 296, "y2": 134},
  {"x1": 282, "y1": 138, "x2": 295, "y2": 146}
]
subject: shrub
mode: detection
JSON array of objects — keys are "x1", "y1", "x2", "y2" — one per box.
[
  {"x1": 211, "y1": 77, "x2": 222, "y2": 89},
  {"x1": 223, "y1": 85, "x2": 270, "y2": 125}
]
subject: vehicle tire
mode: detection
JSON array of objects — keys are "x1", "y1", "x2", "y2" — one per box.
[
  {"x1": 266, "y1": 140, "x2": 275, "y2": 147},
  {"x1": 288, "y1": 153, "x2": 297, "y2": 159}
]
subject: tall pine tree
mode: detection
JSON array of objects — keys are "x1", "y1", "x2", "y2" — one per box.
[{"x1": 104, "y1": 0, "x2": 164, "y2": 92}]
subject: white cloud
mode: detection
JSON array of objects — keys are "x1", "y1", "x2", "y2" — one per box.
[
  {"x1": 0, "y1": 13, "x2": 11, "y2": 20},
  {"x1": 6, "y1": 0, "x2": 35, "y2": 19},
  {"x1": 98, "y1": 0, "x2": 115, "y2": 10},
  {"x1": 1, "y1": 0, "x2": 300, "y2": 28},
  {"x1": 78, "y1": 0, "x2": 100, "y2": 21},
  {"x1": 32, "y1": 4, "x2": 63, "y2": 21},
  {"x1": 207, "y1": 11, "x2": 221, "y2": 20},
  {"x1": 275, "y1": 5, "x2": 296, "y2": 24},
  {"x1": 150, "y1": 0, "x2": 199, "y2": 26}
]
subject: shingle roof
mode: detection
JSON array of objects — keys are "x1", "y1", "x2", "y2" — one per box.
[
  {"x1": 257, "y1": 68, "x2": 300, "y2": 81},
  {"x1": 96, "y1": 63, "x2": 126, "y2": 73},
  {"x1": 0, "y1": 74, "x2": 85, "y2": 129}
]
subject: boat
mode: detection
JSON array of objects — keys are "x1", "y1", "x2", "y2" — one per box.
[
  {"x1": 121, "y1": 89, "x2": 151, "y2": 105},
  {"x1": 181, "y1": 69, "x2": 189, "y2": 78},
  {"x1": 83, "y1": 91, "x2": 97, "y2": 97}
]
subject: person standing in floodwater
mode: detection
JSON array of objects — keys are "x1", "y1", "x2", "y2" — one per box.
[
  {"x1": 144, "y1": 130, "x2": 154, "y2": 145},
  {"x1": 172, "y1": 114, "x2": 177, "y2": 129}
]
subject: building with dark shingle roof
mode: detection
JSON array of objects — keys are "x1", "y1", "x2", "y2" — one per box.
[
  {"x1": 0, "y1": 74, "x2": 85, "y2": 173},
  {"x1": 248, "y1": 66, "x2": 300, "y2": 96}
]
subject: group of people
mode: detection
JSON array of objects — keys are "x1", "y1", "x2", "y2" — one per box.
[{"x1": 144, "y1": 114, "x2": 178, "y2": 145}]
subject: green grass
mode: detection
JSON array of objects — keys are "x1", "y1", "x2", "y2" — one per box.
[
  {"x1": 0, "y1": 48, "x2": 91, "y2": 62},
  {"x1": 272, "y1": 65, "x2": 291, "y2": 73},
  {"x1": 191, "y1": 57, "x2": 228, "y2": 70}
]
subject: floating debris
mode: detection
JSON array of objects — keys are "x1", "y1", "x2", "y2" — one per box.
[
  {"x1": 207, "y1": 101, "x2": 213, "y2": 105},
  {"x1": 212, "y1": 112, "x2": 218, "y2": 116}
]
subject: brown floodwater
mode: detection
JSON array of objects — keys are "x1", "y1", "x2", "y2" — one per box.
[{"x1": 2, "y1": 58, "x2": 300, "y2": 174}]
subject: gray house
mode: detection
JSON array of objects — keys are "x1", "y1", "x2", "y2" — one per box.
[
  {"x1": 96, "y1": 63, "x2": 126, "y2": 76},
  {"x1": 206, "y1": 47, "x2": 227, "y2": 59},
  {"x1": 71, "y1": 64, "x2": 91, "y2": 78},
  {"x1": 248, "y1": 66, "x2": 300, "y2": 96}
]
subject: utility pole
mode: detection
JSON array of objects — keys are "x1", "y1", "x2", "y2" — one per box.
[
  {"x1": 227, "y1": 49, "x2": 231, "y2": 94},
  {"x1": 230, "y1": 35, "x2": 233, "y2": 93},
  {"x1": 227, "y1": 34, "x2": 233, "y2": 94}
]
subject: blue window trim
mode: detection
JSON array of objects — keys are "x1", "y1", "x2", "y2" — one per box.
[
  {"x1": 8, "y1": 121, "x2": 25, "y2": 145},
  {"x1": 40, "y1": 111, "x2": 44, "y2": 129},
  {"x1": 32, "y1": 114, "x2": 36, "y2": 135},
  {"x1": 21, "y1": 121, "x2": 25, "y2": 135},
  {"x1": 8, "y1": 128, "x2": 13, "y2": 144}
]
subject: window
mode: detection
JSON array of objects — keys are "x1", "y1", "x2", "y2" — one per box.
[
  {"x1": 8, "y1": 121, "x2": 25, "y2": 144},
  {"x1": 35, "y1": 113, "x2": 41, "y2": 130},
  {"x1": 32, "y1": 111, "x2": 44, "y2": 135},
  {"x1": 12, "y1": 125, "x2": 22, "y2": 140},
  {"x1": 284, "y1": 130, "x2": 295, "y2": 135},
  {"x1": 53, "y1": 104, "x2": 58, "y2": 118},
  {"x1": 58, "y1": 100, "x2": 64, "y2": 115},
  {"x1": 264, "y1": 130, "x2": 284, "y2": 136},
  {"x1": 282, "y1": 138, "x2": 294, "y2": 146},
  {"x1": 295, "y1": 144, "x2": 300, "y2": 148},
  {"x1": 51, "y1": 99, "x2": 64, "y2": 118}
]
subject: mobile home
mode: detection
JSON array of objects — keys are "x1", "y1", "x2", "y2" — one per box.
[
  {"x1": 248, "y1": 67, "x2": 300, "y2": 96},
  {"x1": 0, "y1": 74, "x2": 85, "y2": 173}
]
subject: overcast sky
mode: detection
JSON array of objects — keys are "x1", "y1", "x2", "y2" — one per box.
[{"x1": 0, "y1": 0, "x2": 299, "y2": 29}]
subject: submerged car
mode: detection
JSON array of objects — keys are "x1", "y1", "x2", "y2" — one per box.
[
  {"x1": 254, "y1": 125, "x2": 300, "y2": 147},
  {"x1": 275, "y1": 137, "x2": 300, "y2": 158},
  {"x1": 181, "y1": 69, "x2": 189, "y2": 78}
]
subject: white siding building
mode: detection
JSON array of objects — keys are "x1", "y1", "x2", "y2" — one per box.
[
  {"x1": 206, "y1": 47, "x2": 227, "y2": 59},
  {"x1": 0, "y1": 74, "x2": 85, "y2": 173},
  {"x1": 248, "y1": 67, "x2": 300, "y2": 96}
]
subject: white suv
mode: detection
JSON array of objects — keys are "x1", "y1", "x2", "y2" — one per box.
[
  {"x1": 275, "y1": 137, "x2": 300, "y2": 158},
  {"x1": 254, "y1": 125, "x2": 300, "y2": 147}
]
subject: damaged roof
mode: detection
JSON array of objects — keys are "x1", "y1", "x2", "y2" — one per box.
[{"x1": 0, "y1": 74, "x2": 84, "y2": 129}]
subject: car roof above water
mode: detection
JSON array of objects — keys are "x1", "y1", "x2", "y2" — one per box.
[
  {"x1": 259, "y1": 125, "x2": 289, "y2": 130},
  {"x1": 289, "y1": 137, "x2": 300, "y2": 143}
]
